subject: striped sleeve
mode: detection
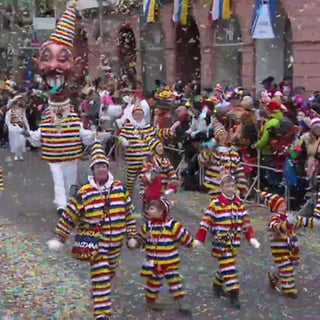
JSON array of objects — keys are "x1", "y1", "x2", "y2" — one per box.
[
  {"x1": 296, "y1": 215, "x2": 315, "y2": 229},
  {"x1": 195, "y1": 202, "x2": 215, "y2": 243},
  {"x1": 198, "y1": 151, "x2": 210, "y2": 166},
  {"x1": 124, "y1": 189, "x2": 138, "y2": 238},
  {"x1": 172, "y1": 221, "x2": 194, "y2": 247},
  {"x1": 241, "y1": 208, "x2": 254, "y2": 241},
  {"x1": 0, "y1": 167, "x2": 3, "y2": 191},
  {"x1": 157, "y1": 128, "x2": 172, "y2": 140},
  {"x1": 269, "y1": 215, "x2": 286, "y2": 234},
  {"x1": 54, "y1": 194, "x2": 83, "y2": 242},
  {"x1": 313, "y1": 193, "x2": 320, "y2": 220}
]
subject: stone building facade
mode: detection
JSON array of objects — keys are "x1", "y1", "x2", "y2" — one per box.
[{"x1": 84, "y1": 0, "x2": 320, "y2": 94}]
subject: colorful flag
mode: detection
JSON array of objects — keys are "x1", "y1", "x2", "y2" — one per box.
[
  {"x1": 172, "y1": 0, "x2": 189, "y2": 25},
  {"x1": 251, "y1": 0, "x2": 276, "y2": 39},
  {"x1": 211, "y1": 0, "x2": 231, "y2": 21},
  {"x1": 142, "y1": 0, "x2": 156, "y2": 23}
]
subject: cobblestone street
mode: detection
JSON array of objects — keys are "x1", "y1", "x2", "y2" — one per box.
[{"x1": 1, "y1": 149, "x2": 320, "y2": 320}]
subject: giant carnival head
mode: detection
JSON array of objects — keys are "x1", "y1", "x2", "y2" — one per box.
[{"x1": 37, "y1": 1, "x2": 78, "y2": 96}]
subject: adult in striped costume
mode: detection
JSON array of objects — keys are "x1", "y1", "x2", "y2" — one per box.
[
  {"x1": 261, "y1": 192, "x2": 320, "y2": 299},
  {"x1": 139, "y1": 198, "x2": 195, "y2": 315},
  {"x1": 194, "y1": 175, "x2": 260, "y2": 309},
  {"x1": 27, "y1": 1, "x2": 111, "y2": 215},
  {"x1": 140, "y1": 137, "x2": 178, "y2": 221},
  {"x1": 27, "y1": 97, "x2": 98, "y2": 215},
  {"x1": 47, "y1": 141, "x2": 138, "y2": 320},
  {"x1": 119, "y1": 104, "x2": 170, "y2": 194},
  {"x1": 198, "y1": 118, "x2": 247, "y2": 197}
]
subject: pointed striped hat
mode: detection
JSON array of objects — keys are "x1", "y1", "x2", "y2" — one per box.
[
  {"x1": 90, "y1": 140, "x2": 110, "y2": 169},
  {"x1": 49, "y1": 0, "x2": 78, "y2": 49},
  {"x1": 261, "y1": 192, "x2": 285, "y2": 212}
]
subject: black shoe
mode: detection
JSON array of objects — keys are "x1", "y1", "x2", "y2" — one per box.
[
  {"x1": 57, "y1": 208, "x2": 64, "y2": 216},
  {"x1": 213, "y1": 283, "x2": 226, "y2": 298},
  {"x1": 95, "y1": 316, "x2": 109, "y2": 320},
  {"x1": 229, "y1": 291, "x2": 241, "y2": 309}
]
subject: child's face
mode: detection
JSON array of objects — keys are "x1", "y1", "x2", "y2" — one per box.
[
  {"x1": 221, "y1": 181, "x2": 236, "y2": 197},
  {"x1": 155, "y1": 143, "x2": 164, "y2": 155},
  {"x1": 147, "y1": 205, "x2": 163, "y2": 219}
]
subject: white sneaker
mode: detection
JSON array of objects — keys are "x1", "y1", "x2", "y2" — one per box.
[
  {"x1": 14, "y1": 156, "x2": 18, "y2": 161},
  {"x1": 19, "y1": 156, "x2": 24, "y2": 161}
]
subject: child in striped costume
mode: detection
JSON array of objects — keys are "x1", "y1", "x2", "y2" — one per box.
[
  {"x1": 0, "y1": 167, "x2": 3, "y2": 194},
  {"x1": 119, "y1": 104, "x2": 171, "y2": 195},
  {"x1": 261, "y1": 192, "x2": 320, "y2": 299},
  {"x1": 138, "y1": 198, "x2": 196, "y2": 315},
  {"x1": 47, "y1": 141, "x2": 138, "y2": 320},
  {"x1": 140, "y1": 137, "x2": 178, "y2": 221},
  {"x1": 198, "y1": 118, "x2": 248, "y2": 197},
  {"x1": 194, "y1": 175, "x2": 260, "y2": 309}
]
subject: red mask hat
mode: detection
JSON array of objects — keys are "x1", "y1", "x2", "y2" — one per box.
[{"x1": 37, "y1": 1, "x2": 77, "y2": 94}]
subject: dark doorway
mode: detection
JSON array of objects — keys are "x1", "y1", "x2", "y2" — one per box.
[
  {"x1": 176, "y1": 16, "x2": 201, "y2": 84},
  {"x1": 118, "y1": 26, "x2": 137, "y2": 89}
]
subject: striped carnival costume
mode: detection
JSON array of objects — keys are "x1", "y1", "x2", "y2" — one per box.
[
  {"x1": 51, "y1": 141, "x2": 138, "y2": 319},
  {"x1": 195, "y1": 175, "x2": 259, "y2": 309},
  {"x1": 198, "y1": 118, "x2": 247, "y2": 197},
  {"x1": 119, "y1": 105, "x2": 171, "y2": 195},
  {"x1": 140, "y1": 137, "x2": 178, "y2": 221},
  {"x1": 28, "y1": 99, "x2": 95, "y2": 214},
  {"x1": 138, "y1": 198, "x2": 194, "y2": 313},
  {"x1": 261, "y1": 192, "x2": 320, "y2": 299},
  {"x1": 0, "y1": 167, "x2": 3, "y2": 192}
]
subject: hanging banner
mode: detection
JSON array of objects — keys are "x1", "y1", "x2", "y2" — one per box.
[
  {"x1": 211, "y1": 0, "x2": 231, "y2": 21},
  {"x1": 251, "y1": 0, "x2": 276, "y2": 39},
  {"x1": 172, "y1": 0, "x2": 189, "y2": 25},
  {"x1": 142, "y1": 0, "x2": 156, "y2": 23}
]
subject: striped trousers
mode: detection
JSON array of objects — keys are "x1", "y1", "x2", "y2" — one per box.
[
  {"x1": 274, "y1": 255, "x2": 296, "y2": 294},
  {"x1": 145, "y1": 267, "x2": 184, "y2": 302},
  {"x1": 214, "y1": 255, "x2": 240, "y2": 293},
  {"x1": 126, "y1": 163, "x2": 143, "y2": 194},
  {"x1": 90, "y1": 252, "x2": 119, "y2": 318}
]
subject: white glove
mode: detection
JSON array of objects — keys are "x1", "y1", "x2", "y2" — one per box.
[
  {"x1": 127, "y1": 238, "x2": 138, "y2": 249},
  {"x1": 119, "y1": 137, "x2": 129, "y2": 147},
  {"x1": 193, "y1": 239, "x2": 203, "y2": 249},
  {"x1": 286, "y1": 214, "x2": 297, "y2": 226},
  {"x1": 47, "y1": 238, "x2": 64, "y2": 251},
  {"x1": 164, "y1": 189, "x2": 175, "y2": 196},
  {"x1": 249, "y1": 238, "x2": 260, "y2": 249}
]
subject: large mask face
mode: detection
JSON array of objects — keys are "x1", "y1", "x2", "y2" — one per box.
[{"x1": 38, "y1": 42, "x2": 74, "y2": 93}]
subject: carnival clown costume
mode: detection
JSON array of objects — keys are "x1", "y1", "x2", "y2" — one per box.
[
  {"x1": 261, "y1": 192, "x2": 320, "y2": 298},
  {"x1": 47, "y1": 140, "x2": 138, "y2": 320},
  {"x1": 27, "y1": 1, "x2": 108, "y2": 215}
]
